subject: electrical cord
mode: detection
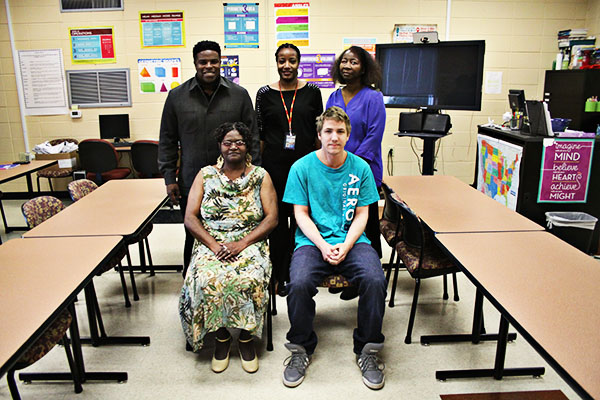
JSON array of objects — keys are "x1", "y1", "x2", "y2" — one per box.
[{"x1": 386, "y1": 148, "x2": 394, "y2": 176}]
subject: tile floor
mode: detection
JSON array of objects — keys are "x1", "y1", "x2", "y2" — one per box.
[{"x1": 0, "y1": 199, "x2": 582, "y2": 399}]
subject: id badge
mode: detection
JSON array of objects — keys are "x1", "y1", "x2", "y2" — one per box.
[{"x1": 284, "y1": 131, "x2": 296, "y2": 150}]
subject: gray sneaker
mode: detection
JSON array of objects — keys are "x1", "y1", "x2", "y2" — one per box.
[
  {"x1": 282, "y1": 343, "x2": 311, "y2": 388},
  {"x1": 356, "y1": 343, "x2": 385, "y2": 390}
]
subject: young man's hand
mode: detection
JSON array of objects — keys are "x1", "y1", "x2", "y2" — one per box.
[{"x1": 327, "y1": 243, "x2": 351, "y2": 265}]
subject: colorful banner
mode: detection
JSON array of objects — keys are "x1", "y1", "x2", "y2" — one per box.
[
  {"x1": 342, "y1": 37, "x2": 377, "y2": 58},
  {"x1": 138, "y1": 58, "x2": 181, "y2": 93},
  {"x1": 275, "y1": 2, "x2": 309, "y2": 47},
  {"x1": 224, "y1": 3, "x2": 259, "y2": 48},
  {"x1": 476, "y1": 135, "x2": 523, "y2": 211},
  {"x1": 298, "y1": 53, "x2": 335, "y2": 89},
  {"x1": 538, "y1": 139, "x2": 594, "y2": 203},
  {"x1": 392, "y1": 24, "x2": 437, "y2": 43},
  {"x1": 140, "y1": 11, "x2": 185, "y2": 48},
  {"x1": 220, "y1": 55, "x2": 240, "y2": 84},
  {"x1": 70, "y1": 27, "x2": 115, "y2": 63}
]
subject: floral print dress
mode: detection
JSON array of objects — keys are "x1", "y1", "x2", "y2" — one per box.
[{"x1": 179, "y1": 165, "x2": 272, "y2": 352}]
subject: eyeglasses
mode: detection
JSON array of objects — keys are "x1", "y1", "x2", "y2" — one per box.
[{"x1": 221, "y1": 140, "x2": 246, "y2": 147}]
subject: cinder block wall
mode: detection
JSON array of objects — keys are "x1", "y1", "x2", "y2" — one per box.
[{"x1": 0, "y1": 0, "x2": 590, "y2": 191}]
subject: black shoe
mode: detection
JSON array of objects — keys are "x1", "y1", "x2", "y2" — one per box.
[
  {"x1": 328, "y1": 287, "x2": 344, "y2": 294},
  {"x1": 340, "y1": 286, "x2": 359, "y2": 301},
  {"x1": 277, "y1": 282, "x2": 288, "y2": 297}
]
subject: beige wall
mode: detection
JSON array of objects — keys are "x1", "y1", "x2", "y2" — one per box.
[{"x1": 0, "y1": 0, "x2": 591, "y2": 191}]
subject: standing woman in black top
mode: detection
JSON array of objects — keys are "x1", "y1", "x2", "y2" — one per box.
[{"x1": 256, "y1": 43, "x2": 323, "y2": 295}]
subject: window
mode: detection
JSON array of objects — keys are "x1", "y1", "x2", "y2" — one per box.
[
  {"x1": 66, "y1": 69, "x2": 131, "y2": 108},
  {"x1": 60, "y1": 0, "x2": 123, "y2": 12}
]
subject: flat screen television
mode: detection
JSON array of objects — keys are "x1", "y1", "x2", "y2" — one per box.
[
  {"x1": 375, "y1": 40, "x2": 485, "y2": 111},
  {"x1": 99, "y1": 114, "x2": 130, "y2": 141}
]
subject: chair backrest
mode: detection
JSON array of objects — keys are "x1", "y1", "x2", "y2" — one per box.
[
  {"x1": 78, "y1": 139, "x2": 119, "y2": 174},
  {"x1": 380, "y1": 183, "x2": 400, "y2": 222},
  {"x1": 68, "y1": 179, "x2": 98, "y2": 201},
  {"x1": 389, "y1": 194, "x2": 424, "y2": 249},
  {"x1": 21, "y1": 196, "x2": 65, "y2": 228},
  {"x1": 131, "y1": 140, "x2": 161, "y2": 178}
]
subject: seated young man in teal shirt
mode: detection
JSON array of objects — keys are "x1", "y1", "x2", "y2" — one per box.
[{"x1": 281, "y1": 106, "x2": 387, "y2": 390}]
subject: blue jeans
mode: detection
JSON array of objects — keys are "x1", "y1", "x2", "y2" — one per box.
[{"x1": 286, "y1": 243, "x2": 387, "y2": 355}]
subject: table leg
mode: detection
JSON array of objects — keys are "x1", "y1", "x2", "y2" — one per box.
[
  {"x1": 19, "y1": 302, "x2": 128, "y2": 385},
  {"x1": 435, "y1": 316, "x2": 545, "y2": 381},
  {"x1": 79, "y1": 281, "x2": 151, "y2": 347},
  {"x1": 420, "y1": 289, "x2": 517, "y2": 345}
]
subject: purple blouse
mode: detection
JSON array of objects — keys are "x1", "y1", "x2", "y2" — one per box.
[{"x1": 326, "y1": 86, "x2": 386, "y2": 187}]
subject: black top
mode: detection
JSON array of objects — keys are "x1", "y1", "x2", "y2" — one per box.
[
  {"x1": 255, "y1": 83, "x2": 323, "y2": 170},
  {"x1": 158, "y1": 76, "x2": 260, "y2": 195}
]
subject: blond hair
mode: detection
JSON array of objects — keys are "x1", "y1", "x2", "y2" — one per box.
[{"x1": 316, "y1": 106, "x2": 351, "y2": 135}]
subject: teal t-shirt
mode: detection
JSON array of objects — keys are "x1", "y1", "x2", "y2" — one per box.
[{"x1": 283, "y1": 151, "x2": 380, "y2": 250}]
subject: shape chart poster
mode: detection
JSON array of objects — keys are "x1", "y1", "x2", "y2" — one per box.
[
  {"x1": 18, "y1": 49, "x2": 68, "y2": 115},
  {"x1": 140, "y1": 11, "x2": 184, "y2": 48},
  {"x1": 538, "y1": 139, "x2": 594, "y2": 203},
  {"x1": 70, "y1": 27, "x2": 115, "y2": 63},
  {"x1": 223, "y1": 3, "x2": 259, "y2": 48},
  {"x1": 221, "y1": 55, "x2": 240, "y2": 84},
  {"x1": 138, "y1": 58, "x2": 181, "y2": 93},
  {"x1": 298, "y1": 53, "x2": 334, "y2": 88},
  {"x1": 477, "y1": 134, "x2": 523, "y2": 211},
  {"x1": 274, "y1": 2, "x2": 309, "y2": 47}
]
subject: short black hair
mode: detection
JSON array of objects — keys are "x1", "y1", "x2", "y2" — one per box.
[
  {"x1": 275, "y1": 43, "x2": 301, "y2": 61},
  {"x1": 193, "y1": 41, "x2": 221, "y2": 62},
  {"x1": 331, "y1": 46, "x2": 382, "y2": 88},
  {"x1": 213, "y1": 122, "x2": 253, "y2": 153}
]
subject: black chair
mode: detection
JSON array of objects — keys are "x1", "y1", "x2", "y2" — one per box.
[
  {"x1": 390, "y1": 194, "x2": 460, "y2": 344},
  {"x1": 380, "y1": 184, "x2": 403, "y2": 306},
  {"x1": 131, "y1": 140, "x2": 162, "y2": 178},
  {"x1": 78, "y1": 139, "x2": 130, "y2": 185}
]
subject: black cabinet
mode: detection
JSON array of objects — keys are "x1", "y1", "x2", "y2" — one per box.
[
  {"x1": 544, "y1": 70, "x2": 600, "y2": 132},
  {"x1": 476, "y1": 126, "x2": 600, "y2": 253}
]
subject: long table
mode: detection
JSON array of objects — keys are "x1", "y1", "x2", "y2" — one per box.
[
  {"x1": 0, "y1": 160, "x2": 58, "y2": 232},
  {"x1": 435, "y1": 231, "x2": 600, "y2": 400},
  {"x1": 23, "y1": 178, "x2": 167, "y2": 239},
  {"x1": 384, "y1": 175, "x2": 543, "y2": 233},
  {"x1": 0, "y1": 236, "x2": 127, "y2": 385},
  {"x1": 23, "y1": 178, "x2": 169, "y2": 345}
]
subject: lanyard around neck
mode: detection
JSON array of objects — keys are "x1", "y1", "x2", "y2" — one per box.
[{"x1": 278, "y1": 80, "x2": 298, "y2": 132}]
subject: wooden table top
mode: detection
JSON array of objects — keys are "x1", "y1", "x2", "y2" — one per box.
[
  {"x1": 0, "y1": 160, "x2": 57, "y2": 184},
  {"x1": 436, "y1": 231, "x2": 600, "y2": 400},
  {"x1": 0, "y1": 236, "x2": 122, "y2": 375},
  {"x1": 384, "y1": 175, "x2": 543, "y2": 233},
  {"x1": 23, "y1": 178, "x2": 167, "y2": 238}
]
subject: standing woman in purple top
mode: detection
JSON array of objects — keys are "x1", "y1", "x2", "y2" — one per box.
[{"x1": 326, "y1": 46, "x2": 386, "y2": 262}]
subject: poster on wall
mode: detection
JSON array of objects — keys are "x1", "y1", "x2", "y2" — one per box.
[
  {"x1": 392, "y1": 24, "x2": 437, "y2": 43},
  {"x1": 223, "y1": 3, "x2": 259, "y2": 48},
  {"x1": 17, "y1": 49, "x2": 68, "y2": 115},
  {"x1": 221, "y1": 55, "x2": 240, "y2": 84},
  {"x1": 537, "y1": 138, "x2": 594, "y2": 203},
  {"x1": 476, "y1": 134, "x2": 523, "y2": 211},
  {"x1": 70, "y1": 27, "x2": 115, "y2": 63},
  {"x1": 274, "y1": 2, "x2": 309, "y2": 47},
  {"x1": 342, "y1": 37, "x2": 377, "y2": 57},
  {"x1": 138, "y1": 58, "x2": 182, "y2": 93},
  {"x1": 299, "y1": 53, "x2": 335, "y2": 89},
  {"x1": 139, "y1": 11, "x2": 185, "y2": 48}
]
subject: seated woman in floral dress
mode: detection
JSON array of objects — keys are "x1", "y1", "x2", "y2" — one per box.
[{"x1": 179, "y1": 121, "x2": 278, "y2": 374}]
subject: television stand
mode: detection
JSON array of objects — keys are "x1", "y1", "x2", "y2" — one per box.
[{"x1": 394, "y1": 131, "x2": 451, "y2": 175}]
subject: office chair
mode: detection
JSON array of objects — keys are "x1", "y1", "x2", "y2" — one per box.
[
  {"x1": 6, "y1": 309, "x2": 81, "y2": 399},
  {"x1": 36, "y1": 138, "x2": 79, "y2": 192},
  {"x1": 21, "y1": 196, "x2": 66, "y2": 228},
  {"x1": 78, "y1": 139, "x2": 131, "y2": 185},
  {"x1": 131, "y1": 140, "x2": 162, "y2": 178},
  {"x1": 389, "y1": 195, "x2": 460, "y2": 344}
]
